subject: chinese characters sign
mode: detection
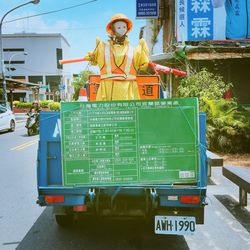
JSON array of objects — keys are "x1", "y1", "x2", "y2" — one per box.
[
  {"x1": 61, "y1": 98, "x2": 199, "y2": 186},
  {"x1": 176, "y1": 0, "x2": 232, "y2": 42},
  {"x1": 188, "y1": 0, "x2": 213, "y2": 40},
  {"x1": 88, "y1": 75, "x2": 160, "y2": 101},
  {"x1": 177, "y1": 0, "x2": 213, "y2": 41},
  {"x1": 136, "y1": 0, "x2": 159, "y2": 18}
]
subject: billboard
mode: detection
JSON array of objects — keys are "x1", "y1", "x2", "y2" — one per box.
[
  {"x1": 176, "y1": 0, "x2": 250, "y2": 41},
  {"x1": 61, "y1": 98, "x2": 199, "y2": 186},
  {"x1": 136, "y1": 0, "x2": 159, "y2": 19}
]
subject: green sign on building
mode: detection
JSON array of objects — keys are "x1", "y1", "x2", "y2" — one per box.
[{"x1": 61, "y1": 98, "x2": 199, "y2": 186}]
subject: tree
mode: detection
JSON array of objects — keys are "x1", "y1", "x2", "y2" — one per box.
[
  {"x1": 204, "y1": 99, "x2": 250, "y2": 153},
  {"x1": 177, "y1": 68, "x2": 232, "y2": 107},
  {"x1": 72, "y1": 70, "x2": 95, "y2": 100},
  {"x1": 177, "y1": 68, "x2": 250, "y2": 153}
]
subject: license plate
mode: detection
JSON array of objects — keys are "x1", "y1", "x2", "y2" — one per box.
[{"x1": 155, "y1": 216, "x2": 196, "y2": 235}]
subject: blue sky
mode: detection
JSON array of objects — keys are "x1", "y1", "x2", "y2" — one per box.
[{"x1": 0, "y1": 0, "x2": 147, "y2": 73}]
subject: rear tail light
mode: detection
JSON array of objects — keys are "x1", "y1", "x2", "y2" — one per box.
[
  {"x1": 73, "y1": 205, "x2": 87, "y2": 212},
  {"x1": 180, "y1": 195, "x2": 200, "y2": 204},
  {"x1": 44, "y1": 195, "x2": 64, "y2": 203}
]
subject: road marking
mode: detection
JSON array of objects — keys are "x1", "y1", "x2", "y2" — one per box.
[{"x1": 10, "y1": 139, "x2": 38, "y2": 151}]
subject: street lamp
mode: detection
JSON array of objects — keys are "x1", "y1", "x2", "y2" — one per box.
[
  {"x1": 7, "y1": 52, "x2": 28, "y2": 110},
  {"x1": 8, "y1": 52, "x2": 28, "y2": 77},
  {"x1": 0, "y1": 0, "x2": 40, "y2": 104}
]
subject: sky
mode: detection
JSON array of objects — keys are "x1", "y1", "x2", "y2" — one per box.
[{"x1": 0, "y1": 0, "x2": 147, "y2": 74}]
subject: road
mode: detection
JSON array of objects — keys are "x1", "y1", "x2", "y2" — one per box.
[
  {"x1": 0, "y1": 117, "x2": 249, "y2": 250},
  {"x1": 0, "y1": 118, "x2": 44, "y2": 250}
]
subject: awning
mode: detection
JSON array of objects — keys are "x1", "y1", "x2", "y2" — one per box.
[
  {"x1": 150, "y1": 43, "x2": 250, "y2": 64},
  {"x1": 0, "y1": 77, "x2": 39, "y2": 90}
]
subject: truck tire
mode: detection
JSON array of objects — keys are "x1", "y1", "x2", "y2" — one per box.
[{"x1": 55, "y1": 214, "x2": 74, "y2": 227}]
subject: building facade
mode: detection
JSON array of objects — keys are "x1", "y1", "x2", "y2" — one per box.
[
  {"x1": 146, "y1": 0, "x2": 250, "y2": 105},
  {"x1": 2, "y1": 33, "x2": 73, "y2": 102}
]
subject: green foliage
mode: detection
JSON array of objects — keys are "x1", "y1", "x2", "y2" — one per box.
[
  {"x1": 204, "y1": 99, "x2": 250, "y2": 153},
  {"x1": 73, "y1": 70, "x2": 94, "y2": 100},
  {"x1": 15, "y1": 102, "x2": 32, "y2": 109},
  {"x1": 13, "y1": 100, "x2": 20, "y2": 106},
  {"x1": 40, "y1": 100, "x2": 53, "y2": 108},
  {"x1": 14, "y1": 101, "x2": 60, "y2": 111},
  {"x1": 177, "y1": 68, "x2": 232, "y2": 106},
  {"x1": 48, "y1": 102, "x2": 60, "y2": 111},
  {"x1": 177, "y1": 68, "x2": 250, "y2": 153}
]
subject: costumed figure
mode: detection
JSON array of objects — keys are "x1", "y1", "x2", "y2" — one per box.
[
  {"x1": 85, "y1": 13, "x2": 149, "y2": 101},
  {"x1": 212, "y1": 0, "x2": 250, "y2": 39}
]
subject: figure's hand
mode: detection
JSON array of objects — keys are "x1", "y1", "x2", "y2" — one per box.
[{"x1": 85, "y1": 52, "x2": 95, "y2": 61}]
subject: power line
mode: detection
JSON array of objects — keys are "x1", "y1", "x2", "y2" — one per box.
[
  {"x1": 6, "y1": 26, "x2": 102, "y2": 32},
  {"x1": 4, "y1": 0, "x2": 98, "y2": 24},
  {"x1": 12, "y1": 64, "x2": 72, "y2": 75}
]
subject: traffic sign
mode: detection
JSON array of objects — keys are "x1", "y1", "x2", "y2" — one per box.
[
  {"x1": 40, "y1": 85, "x2": 49, "y2": 89},
  {"x1": 59, "y1": 84, "x2": 65, "y2": 90}
]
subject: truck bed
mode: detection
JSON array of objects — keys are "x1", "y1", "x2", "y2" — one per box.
[{"x1": 37, "y1": 106, "x2": 207, "y2": 225}]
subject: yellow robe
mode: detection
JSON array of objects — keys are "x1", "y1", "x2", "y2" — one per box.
[{"x1": 85, "y1": 37, "x2": 149, "y2": 101}]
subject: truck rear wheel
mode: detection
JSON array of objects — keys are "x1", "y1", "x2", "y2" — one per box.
[{"x1": 55, "y1": 214, "x2": 74, "y2": 227}]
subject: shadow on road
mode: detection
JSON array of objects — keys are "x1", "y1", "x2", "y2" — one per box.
[
  {"x1": 20, "y1": 133, "x2": 38, "y2": 137},
  {"x1": 17, "y1": 207, "x2": 190, "y2": 250},
  {"x1": 215, "y1": 194, "x2": 250, "y2": 233},
  {"x1": 0, "y1": 131, "x2": 9, "y2": 135},
  {"x1": 207, "y1": 178, "x2": 216, "y2": 185},
  {"x1": 21, "y1": 134, "x2": 29, "y2": 137}
]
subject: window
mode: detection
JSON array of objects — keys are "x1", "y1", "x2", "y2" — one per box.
[
  {"x1": 11, "y1": 76, "x2": 26, "y2": 82},
  {"x1": 3, "y1": 48, "x2": 24, "y2": 52},
  {"x1": 4, "y1": 61, "x2": 25, "y2": 64},
  {"x1": 28, "y1": 76, "x2": 43, "y2": 84},
  {"x1": 0, "y1": 107, "x2": 7, "y2": 114},
  {"x1": 56, "y1": 48, "x2": 63, "y2": 69}
]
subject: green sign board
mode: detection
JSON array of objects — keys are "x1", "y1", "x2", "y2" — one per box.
[
  {"x1": 61, "y1": 98, "x2": 199, "y2": 186},
  {"x1": 39, "y1": 85, "x2": 49, "y2": 89}
]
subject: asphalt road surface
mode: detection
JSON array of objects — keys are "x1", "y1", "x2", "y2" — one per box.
[{"x1": 0, "y1": 117, "x2": 249, "y2": 250}]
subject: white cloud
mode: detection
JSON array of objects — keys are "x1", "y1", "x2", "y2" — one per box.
[{"x1": 3, "y1": 12, "x2": 71, "y2": 34}]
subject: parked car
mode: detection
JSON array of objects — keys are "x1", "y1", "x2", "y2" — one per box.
[{"x1": 0, "y1": 105, "x2": 16, "y2": 132}]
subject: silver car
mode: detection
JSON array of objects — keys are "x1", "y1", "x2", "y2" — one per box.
[{"x1": 0, "y1": 105, "x2": 15, "y2": 132}]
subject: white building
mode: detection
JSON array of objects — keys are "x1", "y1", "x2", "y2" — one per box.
[{"x1": 2, "y1": 33, "x2": 73, "y2": 102}]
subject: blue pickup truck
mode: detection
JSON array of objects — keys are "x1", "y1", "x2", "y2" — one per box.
[{"x1": 36, "y1": 98, "x2": 207, "y2": 236}]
